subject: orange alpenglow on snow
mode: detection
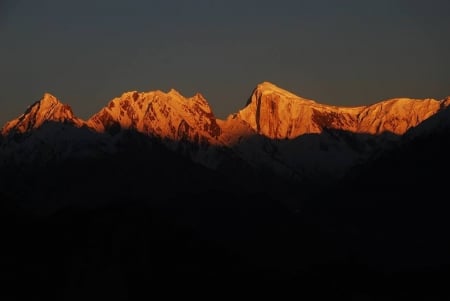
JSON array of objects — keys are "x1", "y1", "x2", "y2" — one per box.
[
  {"x1": 233, "y1": 82, "x2": 448, "y2": 139},
  {"x1": 2, "y1": 82, "x2": 449, "y2": 143},
  {"x1": 1, "y1": 93, "x2": 85, "y2": 136},
  {"x1": 87, "y1": 89, "x2": 222, "y2": 145}
]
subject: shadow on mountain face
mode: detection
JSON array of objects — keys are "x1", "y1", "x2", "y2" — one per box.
[
  {"x1": 298, "y1": 125, "x2": 450, "y2": 299},
  {"x1": 0, "y1": 121, "x2": 404, "y2": 212},
  {"x1": 0, "y1": 122, "x2": 315, "y2": 209},
  {"x1": 1, "y1": 122, "x2": 450, "y2": 299}
]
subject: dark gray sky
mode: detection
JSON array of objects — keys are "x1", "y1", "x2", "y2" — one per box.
[{"x1": 1, "y1": 0, "x2": 450, "y2": 124}]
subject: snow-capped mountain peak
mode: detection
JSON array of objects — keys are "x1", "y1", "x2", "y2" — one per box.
[
  {"x1": 1, "y1": 93, "x2": 84, "y2": 136},
  {"x1": 40, "y1": 92, "x2": 60, "y2": 106},
  {"x1": 236, "y1": 82, "x2": 355, "y2": 139},
  {"x1": 234, "y1": 82, "x2": 449, "y2": 139},
  {"x1": 252, "y1": 81, "x2": 314, "y2": 102},
  {"x1": 87, "y1": 89, "x2": 221, "y2": 144}
]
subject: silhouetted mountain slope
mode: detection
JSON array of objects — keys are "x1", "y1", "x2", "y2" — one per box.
[
  {"x1": 0, "y1": 131, "x2": 262, "y2": 212},
  {"x1": 331, "y1": 104, "x2": 450, "y2": 199},
  {"x1": 295, "y1": 106, "x2": 450, "y2": 299}
]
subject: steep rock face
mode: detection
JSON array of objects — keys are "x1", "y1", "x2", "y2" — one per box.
[
  {"x1": 1, "y1": 93, "x2": 84, "y2": 136},
  {"x1": 234, "y1": 82, "x2": 448, "y2": 139},
  {"x1": 87, "y1": 89, "x2": 221, "y2": 145},
  {"x1": 235, "y1": 82, "x2": 333, "y2": 138}
]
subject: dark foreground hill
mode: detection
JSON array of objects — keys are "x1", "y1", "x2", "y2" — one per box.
[{"x1": 2, "y1": 128, "x2": 450, "y2": 300}]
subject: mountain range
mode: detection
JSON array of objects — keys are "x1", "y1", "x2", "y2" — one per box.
[
  {"x1": 2, "y1": 81, "x2": 449, "y2": 185},
  {"x1": 1, "y1": 81, "x2": 450, "y2": 298}
]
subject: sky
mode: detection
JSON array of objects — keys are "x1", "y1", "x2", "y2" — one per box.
[{"x1": 1, "y1": 0, "x2": 450, "y2": 125}]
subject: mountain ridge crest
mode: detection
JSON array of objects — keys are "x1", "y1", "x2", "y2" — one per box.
[{"x1": 2, "y1": 82, "x2": 449, "y2": 140}]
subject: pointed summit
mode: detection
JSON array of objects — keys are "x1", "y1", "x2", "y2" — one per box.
[
  {"x1": 237, "y1": 82, "x2": 319, "y2": 138},
  {"x1": 251, "y1": 81, "x2": 314, "y2": 102},
  {"x1": 234, "y1": 83, "x2": 450, "y2": 139},
  {"x1": 40, "y1": 92, "x2": 61, "y2": 106},
  {"x1": 167, "y1": 88, "x2": 184, "y2": 98},
  {"x1": 255, "y1": 81, "x2": 284, "y2": 93},
  {"x1": 1, "y1": 93, "x2": 84, "y2": 136}
]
